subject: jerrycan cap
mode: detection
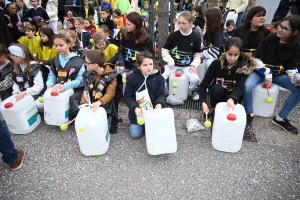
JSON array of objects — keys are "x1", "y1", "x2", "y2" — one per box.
[
  {"x1": 126, "y1": 72, "x2": 131, "y2": 77},
  {"x1": 175, "y1": 72, "x2": 181, "y2": 77},
  {"x1": 4, "y1": 102, "x2": 13, "y2": 108},
  {"x1": 51, "y1": 91, "x2": 59, "y2": 96},
  {"x1": 227, "y1": 113, "x2": 236, "y2": 121},
  {"x1": 262, "y1": 83, "x2": 271, "y2": 89}
]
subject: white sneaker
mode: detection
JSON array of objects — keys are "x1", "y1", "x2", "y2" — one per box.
[{"x1": 189, "y1": 90, "x2": 199, "y2": 100}]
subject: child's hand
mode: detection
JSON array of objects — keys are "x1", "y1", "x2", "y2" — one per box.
[
  {"x1": 90, "y1": 101, "x2": 101, "y2": 112},
  {"x1": 135, "y1": 107, "x2": 142, "y2": 117},
  {"x1": 16, "y1": 91, "x2": 26, "y2": 101},
  {"x1": 28, "y1": 17, "x2": 32, "y2": 22},
  {"x1": 170, "y1": 65, "x2": 174, "y2": 70},
  {"x1": 7, "y1": 23, "x2": 13, "y2": 28},
  {"x1": 119, "y1": 66, "x2": 125, "y2": 73},
  {"x1": 202, "y1": 102, "x2": 209, "y2": 116},
  {"x1": 227, "y1": 98, "x2": 235, "y2": 110},
  {"x1": 47, "y1": 85, "x2": 52, "y2": 89},
  {"x1": 53, "y1": 84, "x2": 65, "y2": 92},
  {"x1": 189, "y1": 65, "x2": 197, "y2": 74},
  {"x1": 155, "y1": 104, "x2": 161, "y2": 109}
]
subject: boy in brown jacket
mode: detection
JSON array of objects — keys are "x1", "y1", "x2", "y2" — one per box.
[{"x1": 81, "y1": 49, "x2": 119, "y2": 133}]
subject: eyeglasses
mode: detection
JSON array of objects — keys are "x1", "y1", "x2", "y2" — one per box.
[
  {"x1": 276, "y1": 24, "x2": 292, "y2": 32},
  {"x1": 84, "y1": 61, "x2": 93, "y2": 65}
]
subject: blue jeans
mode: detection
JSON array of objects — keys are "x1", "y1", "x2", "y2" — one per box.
[
  {"x1": 244, "y1": 72, "x2": 300, "y2": 119},
  {"x1": 129, "y1": 124, "x2": 144, "y2": 139},
  {"x1": 235, "y1": 11, "x2": 244, "y2": 28},
  {"x1": 0, "y1": 121, "x2": 18, "y2": 165}
]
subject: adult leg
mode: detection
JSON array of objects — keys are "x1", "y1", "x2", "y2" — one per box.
[
  {"x1": 235, "y1": 11, "x2": 244, "y2": 28},
  {"x1": 0, "y1": 121, "x2": 18, "y2": 165},
  {"x1": 129, "y1": 124, "x2": 144, "y2": 139},
  {"x1": 0, "y1": 121, "x2": 25, "y2": 170}
]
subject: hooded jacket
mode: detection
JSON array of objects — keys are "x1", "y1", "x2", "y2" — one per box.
[
  {"x1": 81, "y1": 63, "x2": 117, "y2": 106},
  {"x1": 199, "y1": 52, "x2": 257, "y2": 104},
  {"x1": 46, "y1": 0, "x2": 58, "y2": 22},
  {"x1": 177, "y1": 0, "x2": 193, "y2": 12},
  {"x1": 28, "y1": 6, "x2": 50, "y2": 26},
  {"x1": 124, "y1": 68, "x2": 165, "y2": 125}
]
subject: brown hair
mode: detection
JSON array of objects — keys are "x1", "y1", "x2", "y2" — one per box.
[
  {"x1": 281, "y1": 15, "x2": 300, "y2": 47},
  {"x1": 0, "y1": 44, "x2": 10, "y2": 57},
  {"x1": 37, "y1": 21, "x2": 47, "y2": 29},
  {"x1": 65, "y1": 30, "x2": 80, "y2": 45},
  {"x1": 53, "y1": 34, "x2": 73, "y2": 52},
  {"x1": 205, "y1": 8, "x2": 224, "y2": 32},
  {"x1": 125, "y1": 12, "x2": 148, "y2": 45},
  {"x1": 93, "y1": 32, "x2": 106, "y2": 43},
  {"x1": 39, "y1": 27, "x2": 54, "y2": 49},
  {"x1": 136, "y1": 51, "x2": 160, "y2": 73},
  {"x1": 84, "y1": 18, "x2": 93, "y2": 28},
  {"x1": 23, "y1": 23, "x2": 36, "y2": 32},
  {"x1": 114, "y1": 8, "x2": 121, "y2": 16},
  {"x1": 226, "y1": 19, "x2": 235, "y2": 27},
  {"x1": 85, "y1": 49, "x2": 105, "y2": 68},
  {"x1": 11, "y1": 43, "x2": 37, "y2": 77},
  {"x1": 75, "y1": 17, "x2": 84, "y2": 24}
]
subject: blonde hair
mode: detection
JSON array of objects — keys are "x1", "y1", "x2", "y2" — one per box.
[
  {"x1": 75, "y1": 17, "x2": 84, "y2": 24},
  {"x1": 66, "y1": 30, "x2": 80, "y2": 45}
]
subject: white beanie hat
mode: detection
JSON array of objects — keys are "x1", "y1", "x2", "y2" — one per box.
[{"x1": 8, "y1": 46, "x2": 25, "y2": 58}]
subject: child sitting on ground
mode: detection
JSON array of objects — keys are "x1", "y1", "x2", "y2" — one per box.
[
  {"x1": 124, "y1": 51, "x2": 165, "y2": 139},
  {"x1": 93, "y1": 32, "x2": 118, "y2": 64},
  {"x1": 47, "y1": 34, "x2": 85, "y2": 119},
  {"x1": 81, "y1": 49, "x2": 120, "y2": 133},
  {"x1": 223, "y1": 19, "x2": 236, "y2": 43},
  {"x1": 84, "y1": 18, "x2": 96, "y2": 37},
  {"x1": 18, "y1": 24, "x2": 41, "y2": 56}
]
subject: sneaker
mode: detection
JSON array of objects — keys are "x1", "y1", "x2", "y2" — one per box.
[
  {"x1": 272, "y1": 116, "x2": 298, "y2": 134},
  {"x1": 9, "y1": 149, "x2": 25, "y2": 171},
  {"x1": 202, "y1": 107, "x2": 215, "y2": 121},
  {"x1": 189, "y1": 90, "x2": 199, "y2": 100},
  {"x1": 246, "y1": 113, "x2": 254, "y2": 129}
]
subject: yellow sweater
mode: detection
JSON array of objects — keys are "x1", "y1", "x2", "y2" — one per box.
[
  {"x1": 18, "y1": 36, "x2": 41, "y2": 55},
  {"x1": 109, "y1": 0, "x2": 116, "y2": 8},
  {"x1": 37, "y1": 45, "x2": 59, "y2": 62},
  {"x1": 103, "y1": 43, "x2": 118, "y2": 62}
]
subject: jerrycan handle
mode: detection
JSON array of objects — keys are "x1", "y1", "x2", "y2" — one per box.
[{"x1": 227, "y1": 108, "x2": 236, "y2": 121}]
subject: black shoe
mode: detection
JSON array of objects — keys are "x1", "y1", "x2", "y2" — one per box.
[
  {"x1": 272, "y1": 116, "x2": 298, "y2": 134},
  {"x1": 246, "y1": 113, "x2": 254, "y2": 129},
  {"x1": 202, "y1": 107, "x2": 215, "y2": 121}
]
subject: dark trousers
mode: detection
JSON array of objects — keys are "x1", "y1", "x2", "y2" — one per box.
[
  {"x1": 208, "y1": 84, "x2": 243, "y2": 108},
  {"x1": 0, "y1": 121, "x2": 18, "y2": 165}
]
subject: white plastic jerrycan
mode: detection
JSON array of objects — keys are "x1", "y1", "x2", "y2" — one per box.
[
  {"x1": 224, "y1": 11, "x2": 238, "y2": 29},
  {"x1": 253, "y1": 83, "x2": 279, "y2": 117},
  {"x1": 0, "y1": 94, "x2": 41, "y2": 134},
  {"x1": 75, "y1": 106, "x2": 110, "y2": 156},
  {"x1": 122, "y1": 71, "x2": 131, "y2": 95},
  {"x1": 143, "y1": 108, "x2": 177, "y2": 155},
  {"x1": 44, "y1": 88, "x2": 74, "y2": 126},
  {"x1": 197, "y1": 58, "x2": 206, "y2": 84},
  {"x1": 168, "y1": 70, "x2": 189, "y2": 101},
  {"x1": 212, "y1": 102, "x2": 246, "y2": 153}
]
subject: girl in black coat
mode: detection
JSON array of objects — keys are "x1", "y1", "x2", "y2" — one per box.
[
  {"x1": 124, "y1": 51, "x2": 165, "y2": 139},
  {"x1": 199, "y1": 37, "x2": 256, "y2": 122}
]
